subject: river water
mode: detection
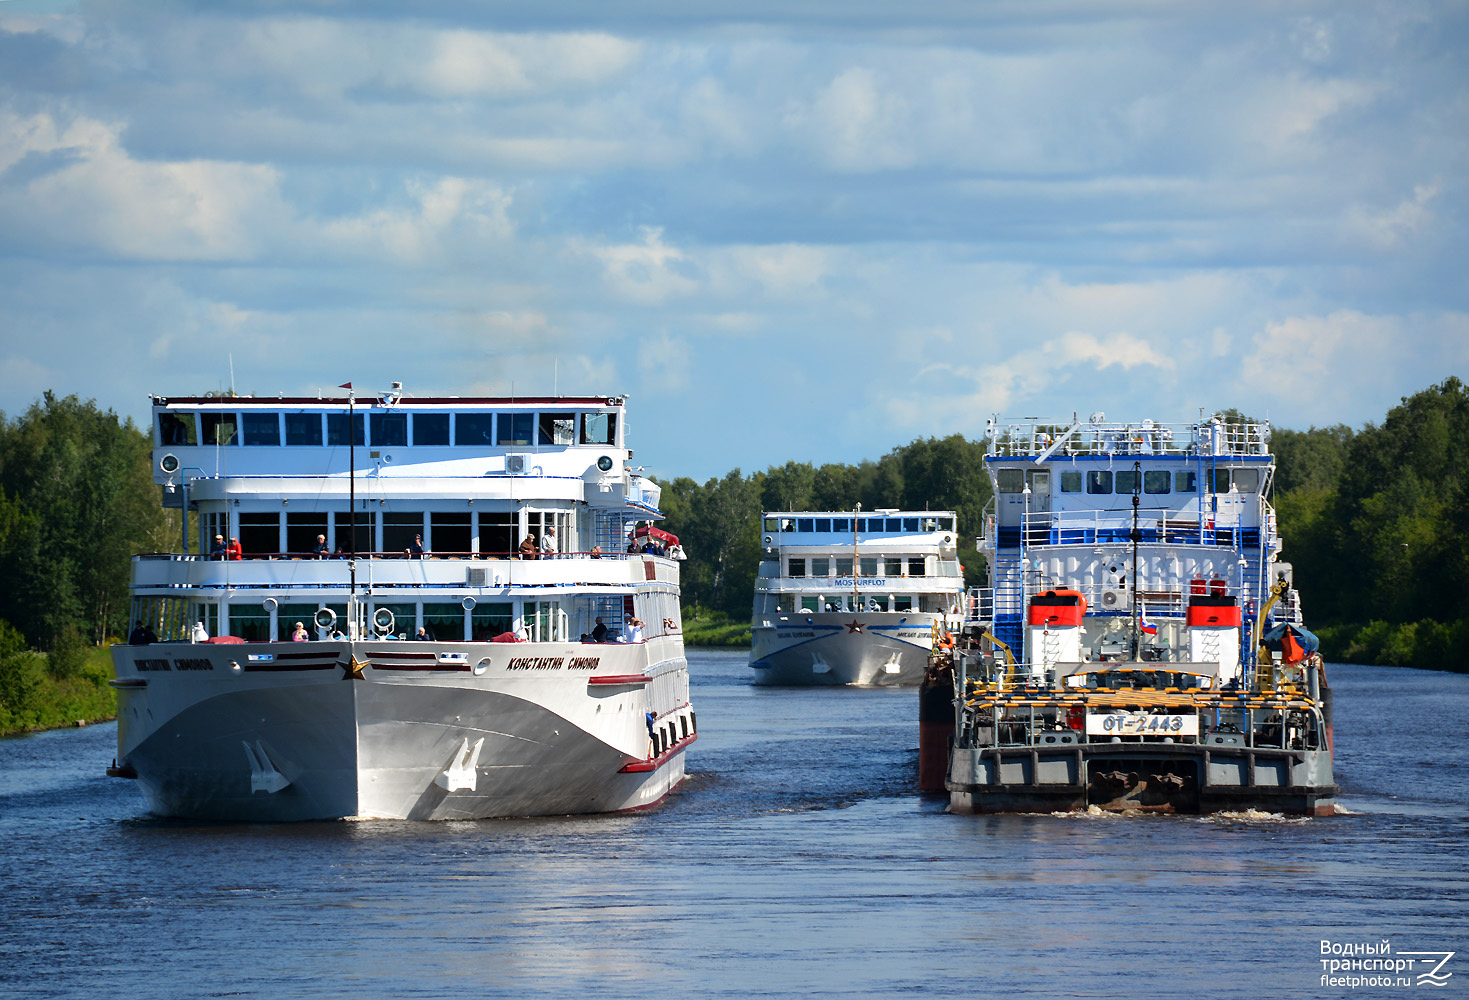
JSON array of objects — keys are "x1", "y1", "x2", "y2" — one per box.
[{"x1": 1, "y1": 651, "x2": 1465, "y2": 999}]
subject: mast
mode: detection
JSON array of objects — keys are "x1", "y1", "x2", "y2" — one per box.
[
  {"x1": 853, "y1": 502, "x2": 861, "y2": 610},
  {"x1": 341, "y1": 381, "x2": 357, "y2": 639},
  {"x1": 1131, "y1": 458, "x2": 1141, "y2": 661}
]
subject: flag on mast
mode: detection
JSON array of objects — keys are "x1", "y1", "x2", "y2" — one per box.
[
  {"x1": 339, "y1": 382, "x2": 352, "y2": 389},
  {"x1": 1139, "y1": 602, "x2": 1158, "y2": 636}
]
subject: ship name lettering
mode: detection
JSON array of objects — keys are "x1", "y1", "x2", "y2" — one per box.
[
  {"x1": 135, "y1": 658, "x2": 171, "y2": 672},
  {"x1": 566, "y1": 657, "x2": 601, "y2": 670},
  {"x1": 507, "y1": 656, "x2": 565, "y2": 671},
  {"x1": 173, "y1": 658, "x2": 214, "y2": 671}
]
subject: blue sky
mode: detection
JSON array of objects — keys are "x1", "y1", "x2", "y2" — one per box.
[{"x1": 1, "y1": 0, "x2": 1465, "y2": 482}]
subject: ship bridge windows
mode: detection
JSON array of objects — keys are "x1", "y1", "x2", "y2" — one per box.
[
  {"x1": 798, "y1": 518, "x2": 814, "y2": 532},
  {"x1": 370, "y1": 412, "x2": 407, "y2": 447},
  {"x1": 1087, "y1": 470, "x2": 1112, "y2": 494},
  {"x1": 763, "y1": 517, "x2": 781, "y2": 532},
  {"x1": 580, "y1": 411, "x2": 617, "y2": 446},
  {"x1": 1145, "y1": 470, "x2": 1171, "y2": 494},
  {"x1": 242, "y1": 413, "x2": 280, "y2": 447},
  {"x1": 497, "y1": 413, "x2": 533, "y2": 447},
  {"x1": 1061, "y1": 472, "x2": 1083, "y2": 493},
  {"x1": 815, "y1": 518, "x2": 831, "y2": 532},
  {"x1": 779, "y1": 517, "x2": 796, "y2": 532},
  {"x1": 200, "y1": 413, "x2": 238, "y2": 446},
  {"x1": 1232, "y1": 468, "x2": 1260, "y2": 492},
  {"x1": 1115, "y1": 470, "x2": 1139, "y2": 494},
  {"x1": 285, "y1": 413, "x2": 323, "y2": 446},
  {"x1": 832, "y1": 517, "x2": 851, "y2": 532},
  {"x1": 1176, "y1": 470, "x2": 1197, "y2": 492},
  {"x1": 997, "y1": 469, "x2": 1025, "y2": 494},
  {"x1": 327, "y1": 413, "x2": 364, "y2": 446},
  {"x1": 158, "y1": 412, "x2": 197, "y2": 446},
  {"x1": 538, "y1": 413, "x2": 575, "y2": 446},
  {"x1": 413, "y1": 412, "x2": 449, "y2": 446},
  {"x1": 456, "y1": 413, "x2": 494, "y2": 446}
]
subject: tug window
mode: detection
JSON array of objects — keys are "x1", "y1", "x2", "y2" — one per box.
[
  {"x1": 1086, "y1": 471, "x2": 1113, "y2": 494},
  {"x1": 413, "y1": 413, "x2": 449, "y2": 446},
  {"x1": 787, "y1": 558, "x2": 806, "y2": 577},
  {"x1": 997, "y1": 469, "x2": 1025, "y2": 494},
  {"x1": 285, "y1": 413, "x2": 323, "y2": 446},
  {"x1": 1060, "y1": 472, "x2": 1083, "y2": 493},
  {"x1": 159, "y1": 413, "x2": 197, "y2": 446},
  {"x1": 1144, "y1": 470, "x2": 1171, "y2": 494},
  {"x1": 580, "y1": 412, "x2": 616, "y2": 445},
  {"x1": 242, "y1": 413, "x2": 280, "y2": 446},
  {"x1": 371, "y1": 412, "x2": 407, "y2": 447},
  {"x1": 538, "y1": 413, "x2": 575, "y2": 446},
  {"x1": 1115, "y1": 470, "x2": 1139, "y2": 495},
  {"x1": 200, "y1": 413, "x2": 238, "y2": 446},
  {"x1": 456, "y1": 414, "x2": 494, "y2": 446},
  {"x1": 1175, "y1": 471, "x2": 1197, "y2": 492},
  {"x1": 326, "y1": 413, "x2": 364, "y2": 446},
  {"x1": 1233, "y1": 468, "x2": 1260, "y2": 492},
  {"x1": 497, "y1": 413, "x2": 533, "y2": 447}
]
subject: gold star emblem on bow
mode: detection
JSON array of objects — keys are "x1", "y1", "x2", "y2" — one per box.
[{"x1": 343, "y1": 655, "x2": 369, "y2": 680}]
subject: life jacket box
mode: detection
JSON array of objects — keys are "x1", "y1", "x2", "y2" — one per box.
[
  {"x1": 1187, "y1": 594, "x2": 1240, "y2": 628},
  {"x1": 1028, "y1": 589, "x2": 1086, "y2": 628}
]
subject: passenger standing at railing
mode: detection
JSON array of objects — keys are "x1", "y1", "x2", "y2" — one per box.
[
  {"x1": 313, "y1": 534, "x2": 330, "y2": 559},
  {"x1": 291, "y1": 621, "x2": 308, "y2": 641},
  {"x1": 210, "y1": 535, "x2": 227, "y2": 560},
  {"x1": 591, "y1": 544, "x2": 602, "y2": 559},
  {"x1": 541, "y1": 526, "x2": 556, "y2": 558},
  {"x1": 227, "y1": 536, "x2": 242, "y2": 560},
  {"x1": 519, "y1": 534, "x2": 538, "y2": 560},
  {"x1": 409, "y1": 534, "x2": 425, "y2": 559}
]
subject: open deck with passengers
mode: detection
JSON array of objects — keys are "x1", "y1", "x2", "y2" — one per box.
[
  {"x1": 110, "y1": 386, "x2": 695, "y2": 822},
  {"x1": 937, "y1": 413, "x2": 1335, "y2": 815}
]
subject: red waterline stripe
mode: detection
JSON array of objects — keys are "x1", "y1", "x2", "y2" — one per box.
[{"x1": 619, "y1": 733, "x2": 697, "y2": 773}]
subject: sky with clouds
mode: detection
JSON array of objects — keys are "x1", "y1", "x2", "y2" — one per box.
[{"x1": 1, "y1": 0, "x2": 1465, "y2": 482}]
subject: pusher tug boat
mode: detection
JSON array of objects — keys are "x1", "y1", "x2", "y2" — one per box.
[
  {"x1": 941, "y1": 414, "x2": 1335, "y2": 815},
  {"x1": 749, "y1": 510, "x2": 965, "y2": 685},
  {"x1": 109, "y1": 385, "x2": 694, "y2": 821}
]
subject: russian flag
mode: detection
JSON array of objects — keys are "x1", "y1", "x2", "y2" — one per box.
[{"x1": 1139, "y1": 603, "x2": 1158, "y2": 635}]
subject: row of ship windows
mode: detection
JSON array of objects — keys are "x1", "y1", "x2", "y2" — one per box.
[
  {"x1": 997, "y1": 468, "x2": 1260, "y2": 496},
  {"x1": 764, "y1": 515, "x2": 955, "y2": 534},
  {"x1": 787, "y1": 556, "x2": 933, "y2": 578},
  {"x1": 761, "y1": 594, "x2": 957, "y2": 614},
  {"x1": 158, "y1": 410, "x2": 617, "y2": 449},
  {"x1": 201, "y1": 509, "x2": 573, "y2": 558}
]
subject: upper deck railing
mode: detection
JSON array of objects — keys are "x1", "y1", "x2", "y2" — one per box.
[{"x1": 986, "y1": 416, "x2": 1271, "y2": 460}]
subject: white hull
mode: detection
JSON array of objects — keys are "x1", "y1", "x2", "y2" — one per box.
[
  {"x1": 112, "y1": 637, "x2": 694, "y2": 821},
  {"x1": 748, "y1": 612, "x2": 948, "y2": 686}
]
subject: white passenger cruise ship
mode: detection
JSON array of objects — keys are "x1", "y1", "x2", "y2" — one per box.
[
  {"x1": 109, "y1": 386, "x2": 695, "y2": 821},
  {"x1": 748, "y1": 510, "x2": 965, "y2": 685}
]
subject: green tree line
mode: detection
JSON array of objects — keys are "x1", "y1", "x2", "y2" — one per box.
[{"x1": 0, "y1": 393, "x2": 173, "y2": 731}]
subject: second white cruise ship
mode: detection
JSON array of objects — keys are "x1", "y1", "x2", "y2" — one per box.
[{"x1": 748, "y1": 510, "x2": 966, "y2": 685}]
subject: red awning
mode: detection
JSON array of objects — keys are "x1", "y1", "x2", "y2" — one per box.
[{"x1": 632, "y1": 525, "x2": 679, "y2": 545}]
